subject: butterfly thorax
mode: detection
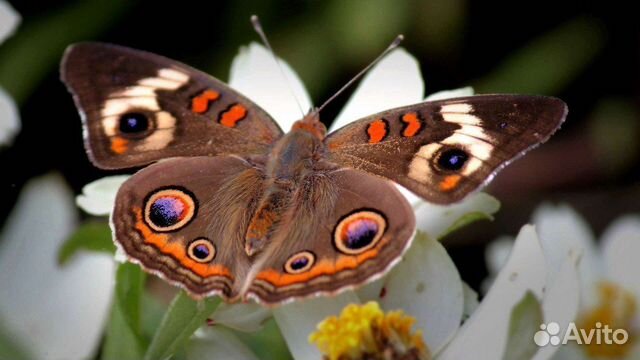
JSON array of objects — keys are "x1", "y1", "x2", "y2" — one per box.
[{"x1": 245, "y1": 115, "x2": 329, "y2": 256}]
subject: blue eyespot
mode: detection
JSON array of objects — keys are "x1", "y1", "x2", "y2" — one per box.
[
  {"x1": 284, "y1": 251, "x2": 315, "y2": 273},
  {"x1": 334, "y1": 210, "x2": 386, "y2": 255},
  {"x1": 437, "y1": 148, "x2": 468, "y2": 171},
  {"x1": 119, "y1": 113, "x2": 149, "y2": 134},
  {"x1": 144, "y1": 188, "x2": 197, "y2": 232},
  {"x1": 187, "y1": 238, "x2": 216, "y2": 263}
]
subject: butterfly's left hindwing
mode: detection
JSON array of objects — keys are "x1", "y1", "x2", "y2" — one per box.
[
  {"x1": 325, "y1": 95, "x2": 567, "y2": 204},
  {"x1": 61, "y1": 42, "x2": 283, "y2": 169}
]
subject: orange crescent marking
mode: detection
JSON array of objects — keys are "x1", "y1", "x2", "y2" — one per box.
[
  {"x1": 191, "y1": 90, "x2": 220, "y2": 114},
  {"x1": 401, "y1": 112, "x2": 422, "y2": 137},
  {"x1": 110, "y1": 137, "x2": 129, "y2": 154},
  {"x1": 133, "y1": 209, "x2": 232, "y2": 279},
  {"x1": 220, "y1": 104, "x2": 248, "y2": 128},
  {"x1": 254, "y1": 237, "x2": 390, "y2": 287},
  {"x1": 439, "y1": 174, "x2": 462, "y2": 192},
  {"x1": 367, "y1": 119, "x2": 388, "y2": 143}
]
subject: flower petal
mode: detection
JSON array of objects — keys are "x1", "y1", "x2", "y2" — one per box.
[
  {"x1": 600, "y1": 215, "x2": 640, "y2": 299},
  {"x1": 532, "y1": 255, "x2": 580, "y2": 360},
  {"x1": 187, "y1": 327, "x2": 259, "y2": 360},
  {"x1": 366, "y1": 231, "x2": 464, "y2": 353},
  {"x1": 461, "y1": 281, "x2": 480, "y2": 321},
  {"x1": 331, "y1": 48, "x2": 424, "y2": 131},
  {"x1": 229, "y1": 43, "x2": 312, "y2": 131},
  {"x1": 414, "y1": 192, "x2": 500, "y2": 240},
  {"x1": 437, "y1": 225, "x2": 546, "y2": 360},
  {"x1": 0, "y1": 174, "x2": 115, "y2": 360},
  {"x1": 0, "y1": 86, "x2": 20, "y2": 146},
  {"x1": 76, "y1": 175, "x2": 130, "y2": 216},
  {"x1": 210, "y1": 302, "x2": 272, "y2": 333},
  {"x1": 424, "y1": 86, "x2": 474, "y2": 101},
  {"x1": 533, "y1": 204, "x2": 602, "y2": 306},
  {"x1": 0, "y1": 1, "x2": 20, "y2": 44},
  {"x1": 273, "y1": 291, "x2": 360, "y2": 360}
]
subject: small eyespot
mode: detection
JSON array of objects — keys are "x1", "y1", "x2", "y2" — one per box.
[
  {"x1": 436, "y1": 148, "x2": 469, "y2": 171},
  {"x1": 119, "y1": 112, "x2": 150, "y2": 135},
  {"x1": 334, "y1": 210, "x2": 386, "y2": 255},
  {"x1": 284, "y1": 251, "x2": 315, "y2": 274},
  {"x1": 187, "y1": 238, "x2": 216, "y2": 263},
  {"x1": 144, "y1": 187, "x2": 197, "y2": 232}
]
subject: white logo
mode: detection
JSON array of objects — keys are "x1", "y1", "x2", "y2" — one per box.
[{"x1": 534, "y1": 322, "x2": 629, "y2": 347}]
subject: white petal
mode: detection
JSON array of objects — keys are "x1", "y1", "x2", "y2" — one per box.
[
  {"x1": 533, "y1": 204, "x2": 602, "y2": 306},
  {"x1": 414, "y1": 192, "x2": 500, "y2": 240},
  {"x1": 210, "y1": 301, "x2": 272, "y2": 333},
  {"x1": 76, "y1": 175, "x2": 130, "y2": 216},
  {"x1": 0, "y1": 86, "x2": 20, "y2": 146},
  {"x1": 273, "y1": 291, "x2": 360, "y2": 360},
  {"x1": 0, "y1": 1, "x2": 20, "y2": 44},
  {"x1": 370, "y1": 232, "x2": 464, "y2": 353},
  {"x1": 0, "y1": 174, "x2": 115, "y2": 360},
  {"x1": 437, "y1": 225, "x2": 546, "y2": 360},
  {"x1": 533, "y1": 254, "x2": 581, "y2": 360},
  {"x1": 187, "y1": 327, "x2": 259, "y2": 360},
  {"x1": 424, "y1": 86, "x2": 474, "y2": 101},
  {"x1": 485, "y1": 236, "x2": 515, "y2": 276},
  {"x1": 331, "y1": 48, "x2": 424, "y2": 131},
  {"x1": 229, "y1": 43, "x2": 312, "y2": 131},
  {"x1": 600, "y1": 215, "x2": 640, "y2": 299}
]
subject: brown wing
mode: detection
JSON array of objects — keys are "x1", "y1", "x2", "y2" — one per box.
[
  {"x1": 61, "y1": 42, "x2": 282, "y2": 169},
  {"x1": 245, "y1": 168, "x2": 415, "y2": 305},
  {"x1": 324, "y1": 95, "x2": 567, "y2": 204},
  {"x1": 112, "y1": 156, "x2": 266, "y2": 300}
]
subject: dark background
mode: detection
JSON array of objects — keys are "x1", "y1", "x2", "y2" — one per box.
[{"x1": 1, "y1": 0, "x2": 638, "y2": 289}]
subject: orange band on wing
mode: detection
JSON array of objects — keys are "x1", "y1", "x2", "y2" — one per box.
[
  {"x1": 367, "y1": 119, "x2": 388, "y2": 143},
  {"x1": 401, "y1": 112, "x2": 422, "y2": 137},
  {"x1": 219, "y1": 104, "x2": 248, "y2": 127},
  {"x1": 439, "y1": 175, "x2": 462, "y2": 192},
  {"x1": 110, "y1": 137, "x2": 129, "y2": 154},
  {"x1": 255, "y1": 238, "x2": 386, "y2": 287},
  {"x1": 133, "y1": 209, "x2": 232, "y2": 279},
  {"x1": 191, "y1": 90, "x2": 220, "y2": 113}
]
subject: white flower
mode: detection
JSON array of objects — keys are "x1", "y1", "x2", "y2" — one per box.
[
  {"x1": 0, "y1": 174, "x2": 115, "y2": 359},
  {"x1": 485, "y1": 204, "x2": 639, "y2": 359},
  {"x1": 0, "y1": 0, "x2": 21, "y2": 146}
]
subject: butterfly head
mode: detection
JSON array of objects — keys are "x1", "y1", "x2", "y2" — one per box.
[{"x1": 291, "y1": 111, "x2": 326, "y2": 140}]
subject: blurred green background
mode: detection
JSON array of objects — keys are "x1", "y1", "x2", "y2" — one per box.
[{"x1": 0, "y1": 0, "x2": 638, "y2": 350}]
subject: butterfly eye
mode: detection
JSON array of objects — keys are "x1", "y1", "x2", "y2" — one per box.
[
  {"x1": 144, "y1": 187, "x2": 197, "y2": 232},
  {"x1": 284, "y1": 251, "x2": 315, "y2": 274},
  {"x1": 119, "y1": 112, "x2": 150, "y2": 135},
  {"x1": 436, "y1": 148, "x2": 469, "y2": 171},
  {"x1": 334, "y1": 210, "x2": 386, "y2": 255},
  {"x1": 187, "y1": 238, "x2": 216, "y2": 263}
]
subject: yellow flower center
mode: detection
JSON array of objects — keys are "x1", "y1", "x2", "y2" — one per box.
[
  {"x1": 309, "y1": 301, "x2": 430, "y2": 360},
  {"x1": 577, "y1": 281, "x2": 637, "y2": 358}
]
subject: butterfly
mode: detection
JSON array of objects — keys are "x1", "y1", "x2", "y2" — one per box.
[{"x1": 61, "y1": 42, "x2": 567, "y2": 305}]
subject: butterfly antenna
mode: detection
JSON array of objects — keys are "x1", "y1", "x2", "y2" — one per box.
[
  {"x1": 315, "y1": 34, "x2": 404, "y2": 114},
  {"x1": 251, "y1": 15, "x2": 306, "y2": 117}
]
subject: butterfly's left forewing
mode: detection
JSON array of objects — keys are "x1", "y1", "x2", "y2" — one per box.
[
  {"x1": 61, "y1": 42, "x2": 283, "y2": 169},
  {"x1": 325, "y1": 95, "x2": 567, "y2": 204}
]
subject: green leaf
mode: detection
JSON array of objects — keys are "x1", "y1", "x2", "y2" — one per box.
[
  {"x1": 473, "y1": 16, "x2": 604, "y2": 94},
  {"x1": 0, "y1": 322, "x2": 32, "y2": 360},
  {"x1": 58, "y1": 222, "x2": 115, "y2": 265},
  {"x1": 101, "y1": 263, "x2": 146, "y2": 360},
  {"x1": 0, "y1": 0, "x2": 130, "y2": 104},
  {"x1": 144, "y1": 291, "x2": 220, "y2": 360},
  {"x1": 502, "y1": 291, "x2": 543, "y2": 360}
]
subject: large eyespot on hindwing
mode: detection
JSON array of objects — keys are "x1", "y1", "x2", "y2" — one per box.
[
  {"x1": 143, "y1": 187, "x2": 197, "y2": 232},
  {"x1": 333, "y1": 210, "x2": 387, "y2": 255},
  {"x1": 187, "y1": 238, "x2": 216, "y2": 263},
  {"x1": 284, "y1": 251, "x2": 316, "y2": 274}
]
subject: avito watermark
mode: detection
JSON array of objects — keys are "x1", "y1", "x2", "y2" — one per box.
[{"x1": 534, "y1": 322, "x2": 629, "y2": 347}]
